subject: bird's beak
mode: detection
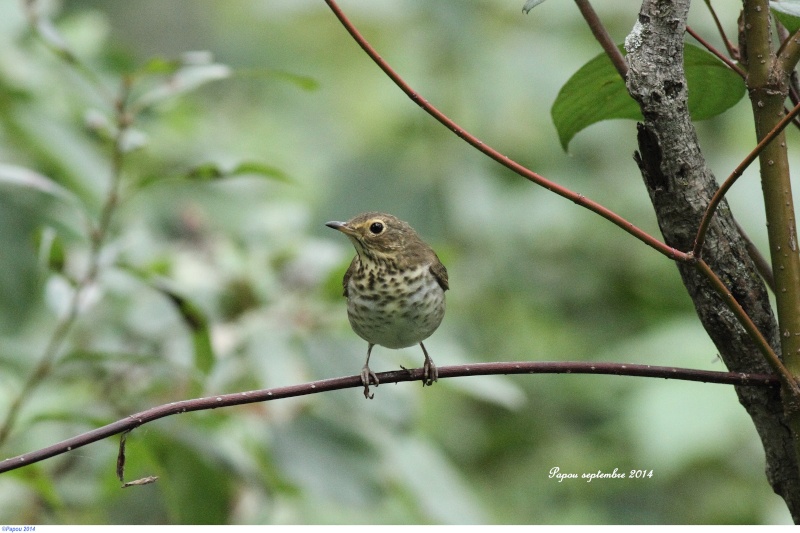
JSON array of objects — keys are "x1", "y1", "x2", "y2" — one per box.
[{"x1": 326, "y1": 220, "x2": 356, "y2": 236}]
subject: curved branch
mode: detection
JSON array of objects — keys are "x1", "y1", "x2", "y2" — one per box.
[
  {"x1": 696, "y1": 258, "x2": 798, "y2": 394},
  {"x1": 0, "y1": 361, "x2": 779, "y2": 475},
  {"x1": 693, "y1": 100, "x2": 800, "y2": 258},
  {"x1": 322, "y1": 0, "x2": 687, "y2": 262},
  {"x1": 737, "y1": 220, "x2": 776, "y2": 292},
  {"x1": 574, "y1": 0, "x2": 627, "y2": 78}
]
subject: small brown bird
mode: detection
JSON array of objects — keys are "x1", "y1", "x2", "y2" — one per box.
[{"x1": 326, "y1": 212, "x2": 449, "y2": 399}]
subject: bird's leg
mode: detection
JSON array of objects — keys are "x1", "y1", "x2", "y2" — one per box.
[
  {"x1": 420, "y1": 342, "x2": 438, "y2": 386},
  {"x1": 361, "y1": 343, "x2": 380, "y2": 399}
]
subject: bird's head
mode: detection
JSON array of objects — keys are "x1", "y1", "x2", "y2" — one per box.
[{"x1": 326, "y1": 212, "x2": 423, "y2": 261}]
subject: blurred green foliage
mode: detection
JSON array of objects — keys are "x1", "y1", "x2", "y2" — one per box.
[{"x1": 0, "y1": 0, "x2": 790, "y2": 525}]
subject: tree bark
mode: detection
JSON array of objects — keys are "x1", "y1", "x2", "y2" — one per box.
[{"x1": 625, "y1": 0, "x2": 800, "y2": 521}]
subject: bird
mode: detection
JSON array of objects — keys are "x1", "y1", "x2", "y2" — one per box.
[{"x1": 326, "y1": 212, "x2": 449, "y2": 399}]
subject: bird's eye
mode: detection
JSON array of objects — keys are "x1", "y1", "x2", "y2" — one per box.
[{"x1": 369, "y1": 221, "x2": 384, "y2": 235}]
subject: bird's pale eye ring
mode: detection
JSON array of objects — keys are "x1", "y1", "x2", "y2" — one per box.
[{"x1": 369, "y1": 221, "x2": 385, "y2": 235}]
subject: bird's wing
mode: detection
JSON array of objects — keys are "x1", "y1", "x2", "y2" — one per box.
[
  {"x1": 430, "y1": 256, "x2": 449, "y2": 291},
  {"x1": 342, "y1": 255, "x2": 359, "y2": 297}
]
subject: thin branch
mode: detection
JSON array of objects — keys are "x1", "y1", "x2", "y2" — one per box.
[
  {"x1": 322, "y1": 0, "x2": 687, "y2": 263},
  {"x1": 695, "y1": 258, "x2": 799, "y2": 395},
  {"x1": 702, "y1": 0, "x2": 738, "y2": 59},
  {"x1": 686, "y1": 25, "x2": 745, "y2": 77},
  {"x1": 0, "y1": 361, "x2": 779, "y2": 474},
  {"x1": 693, "y1": 99, "x2": 800, "y2": 258},
  {"x1": 736, "y1": 219, "x2": 776, "y2": 292},
  {"x1": 574, "y1": 0, "x2": 627, "y2": 78}
]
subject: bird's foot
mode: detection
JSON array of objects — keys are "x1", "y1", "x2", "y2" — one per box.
[
  {"x1": 422, "y1": 357, "x2": 438, "y2": 387},
  {"x1": 361, "y1": 364, "x2": 380, "y2": 399}
]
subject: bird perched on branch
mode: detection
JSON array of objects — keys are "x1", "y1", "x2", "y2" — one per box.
[{"x1": 326, "y1": 212, "x2": 448, "y2": 399}]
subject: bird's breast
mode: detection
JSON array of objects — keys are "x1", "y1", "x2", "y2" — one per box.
[{"x1": 345, "y1": 262, "x2": 446, "y2": 349}]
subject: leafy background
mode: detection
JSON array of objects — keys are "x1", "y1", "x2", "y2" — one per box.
[{"x1": 0, "y1": 0, "x2": 792, "y2": 524}]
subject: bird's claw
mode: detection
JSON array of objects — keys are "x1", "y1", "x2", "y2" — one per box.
[
  {"x1": 422, "y1": 358, "x2": 438, "y2": 387},
  {"x1": 361, "y1": 365, "x2": 379, "y2": 399}
]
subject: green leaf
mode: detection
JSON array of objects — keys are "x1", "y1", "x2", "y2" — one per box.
[
  {"x1": 34, "y1": 227, "x2": 66, "y2": 272},
  {"x1": 9, "y1": 464, "x2": 64, "y2": 511},
  {"x1": 522, "y1": 0, "x2": 549, "y2": 14},
  {"x1": 268, "y1": 70, "x2": 320, "y2": 91},
  {"x1": 685, "y1": 44, "x2": 746, "y2": 120},
  {"x1": 235, "y1": 67, "x2": 319, "y2": 91},
  {"x1": 118, "y1": 127, "x2": 149, "y2": 153},
  {"x1": 84, "y1": 108, "x2": 115, "y2": 140},
  {"x1": 551, "y1": 49, "x2": 642, "y2": 151},
  {"x1": 185, "y1": 160, "x2": 291, "y2": 183},
  {"x1": 191, "y1": 327, "x2": 215, "y2": 377},
  {"x1": 771, "y1": 1, "x2": 800, "y2": 32},
  {"x1": 33, "y1": 17, "x2": 78, "y2": 63},
  {"x1": 0, "y1": 165, "x2": 89, "y2": 244},
  {"x1": 139, "y1": 431, "x2": 235, "y2": 524},
  {"x1": 387, "y1": 435, "x2": 488, "y2": 523},
  {"x1": 137, "y1": 56, "x2": 184, "y2": 76},
  {"x1": 230, "y1": 160, "x2": 292, "y2": 182},
  {"x1": 551, "y1": 44, "x2": 746, "y2": 150},
  {"x1": 157, "y1": 285, "x2": 215, "y2": 375},
  {"x1": 0, "y1": 163, "x2": 79, "y2": 203},
  {"x1": 132, "y1": 51, "x2": 232, "y2": 112}
]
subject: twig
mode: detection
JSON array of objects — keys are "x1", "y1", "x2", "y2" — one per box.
[
  {"x1": 736, "y1": 220, "x2": 775, "y2": 292},
  {"x1": 693, "y1": 99, "x2": 800, "y2": 258},
  {"x1": 322, "y1": 0, "x2": 687, "y2": 263},
  {"x1": 0, "y1": 361, "x2": 779, "y2": 474},
  {"x1": 695, "y1": 258, "x2": 799, "y2": 395},
  {"x1": 574, "y1": 0, "x2": 627, "y2": 78},
  {"x1": 686, "y1": 25, "x2": 745, "y2": 77},
  {"x1": 701, "y1": 0, "x2": 738, "y2": 59}
]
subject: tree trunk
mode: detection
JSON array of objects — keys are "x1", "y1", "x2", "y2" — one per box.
[{"x1": 625, "y1": 0, "x2": 800, "y2": 521}]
